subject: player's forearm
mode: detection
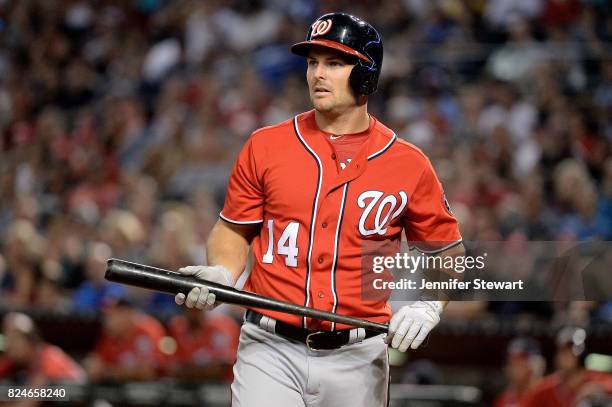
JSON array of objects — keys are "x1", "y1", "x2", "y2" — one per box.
[
  {"x1": 423, "y1": 243, "x2": 466, "y2": 305},
  {"x1": 206, "y1": 219, "x2": 255, "y2": 283},
  {"x1": 440, "y1": 245, "x2": 464, "y2": 308}
]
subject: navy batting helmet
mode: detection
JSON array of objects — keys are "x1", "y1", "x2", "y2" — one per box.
[{"x1": 291, "y1": 12, "x2": 383, "y2": 96}]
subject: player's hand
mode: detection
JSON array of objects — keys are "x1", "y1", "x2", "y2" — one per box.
[
  {"x1": 174, "y1": 265, "x2": 235, "y2": 310},
  {"x1": 385, "y1": 301, "x2": 443, "y2": 352}
]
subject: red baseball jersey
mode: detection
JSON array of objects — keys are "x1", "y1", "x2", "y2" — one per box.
[
  {"x1": 522, "y1": 371, "x2": 612, "y2": 407},
  {"x1": 168, "y1": 313, "x2": 240, "y2": 380},
  {"x1": 93, "y1": 313, "x2": 166, "y2": 369},
  {"x1": 221, "y1": 110, "x2": 461, "y2": 330},
  {"x1": 0, "y1": 344, "x2": 85, "y2": 383}
]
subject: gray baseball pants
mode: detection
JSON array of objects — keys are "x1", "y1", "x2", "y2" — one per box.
[{"x1": 231, "y1": 320, "x2": 389, "y2": 406}]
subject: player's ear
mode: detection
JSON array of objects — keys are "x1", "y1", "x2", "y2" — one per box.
[{"x1": 356, "y1": 94, "x2": 368, "y2": 106}]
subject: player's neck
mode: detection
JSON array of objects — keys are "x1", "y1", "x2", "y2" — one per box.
[{"x1": 314, "y1": 104, "x2": 370, "y2": 135}]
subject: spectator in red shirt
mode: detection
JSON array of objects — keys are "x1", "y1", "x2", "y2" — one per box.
[
  {"x1": 167, "y1": 307, "x2": 240, "y2": 382},
  {"x1": 523, "y1": 327, "x2": 612, "y2": 407},
  {"x1": 542, "y1": 0, "x2": 582, "y2": 28},
  {"x1": 494, "y1": 337, "x2": 545, "y2": 407},
  {"x1": 83, "y1": 297, "x2": 166, "y2": 383},
  {"x1": 0, "y1": 312, "x2": 85, "y2": 385}
]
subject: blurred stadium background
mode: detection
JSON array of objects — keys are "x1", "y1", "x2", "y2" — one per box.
[{"x1": 0, "y1": 0, "x2": 611, "y2": 405}]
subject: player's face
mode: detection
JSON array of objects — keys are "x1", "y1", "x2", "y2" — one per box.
[
  {"x1": 103, "y1": 306, "x2": 132, "y2": 337},
  {"x1": 4, "y1": 328, "x2": 32, "y2": 364},
  {"x1": 555, "y1": 347, "x2": 579, "y2": 373},
  {"x1": 306, "y1": 47, "x2": 357, "y2": 113},
  {"x1": 505, "y1": 355, "x2": 532, "y2": 384}
]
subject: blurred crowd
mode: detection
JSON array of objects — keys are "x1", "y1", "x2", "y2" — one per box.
[
  {"x1": 0, "y1": 0, "x2": 611, "y2": 402},
  {"x1": 494, "y1": 329, "x2": 612, "y2": 407},
  {"x1": 0, "y1": 307, "x2": 239, "y2": 390}
]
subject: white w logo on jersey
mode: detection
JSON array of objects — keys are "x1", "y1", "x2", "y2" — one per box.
[{"x1": 357, "y1": 190, "x2": 408, "y2": 236}]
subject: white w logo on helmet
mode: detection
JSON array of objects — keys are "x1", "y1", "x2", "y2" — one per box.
[{"x1": 311, "y1": 19, "x2": 332, "y2": 37}]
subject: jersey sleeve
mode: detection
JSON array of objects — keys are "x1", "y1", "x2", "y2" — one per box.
[
  {"x1": 220, "y1": 136, "x2": 265, "y2": 224},
  {"x1": 403, "y1": 158, "x2": 462, "y2": 253}
]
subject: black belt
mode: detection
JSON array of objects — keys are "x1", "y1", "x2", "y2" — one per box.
[{"x1": 245, "y1": 310, "x2": 381, "y2": 351}]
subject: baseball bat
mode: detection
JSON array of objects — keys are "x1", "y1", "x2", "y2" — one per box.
[{"x1": 105, "y1": 258, "x2": 389, "y2": 333}]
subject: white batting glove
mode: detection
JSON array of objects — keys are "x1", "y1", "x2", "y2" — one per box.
[
  {"x1": 385, "y1": 301, "x2": 443, "y2": 352},
  {"x1": 174, "y1": 265, "x2": 235, "y2": 311}
]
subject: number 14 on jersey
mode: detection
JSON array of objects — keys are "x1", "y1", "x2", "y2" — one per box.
[{"x1": 262, "y1": 220, "x2": 300, "y2": 267}]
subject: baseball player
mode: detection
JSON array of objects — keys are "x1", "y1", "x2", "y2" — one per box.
[{"x1": 175, "y1": 12, "x2": 464, "y2": 406}]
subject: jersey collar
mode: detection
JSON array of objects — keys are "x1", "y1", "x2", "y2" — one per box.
[
  {"x1": 296, "y1": 110, "x2": 395, "y2": 159},
  {"x1": 294, "y1": 110, "x2": 397, "y2": 189}
]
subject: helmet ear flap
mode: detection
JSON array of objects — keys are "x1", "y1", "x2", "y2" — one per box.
[{"x1": 349, "y1": 60, "x2": 378, "y2": 96}]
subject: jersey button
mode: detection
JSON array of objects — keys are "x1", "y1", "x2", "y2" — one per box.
[
  {"x1": 331, "y1": 153, "x2": 337, "y2": 160},
  {"x1": 318, "y1": 291, "x2": 325, "y2": 298},
  {"x1": 322, "y1": 222, "x2": 328, "y2": 228},
  {"x1": 317, "y1": 256, "x2": 324, "y2": 264}
]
